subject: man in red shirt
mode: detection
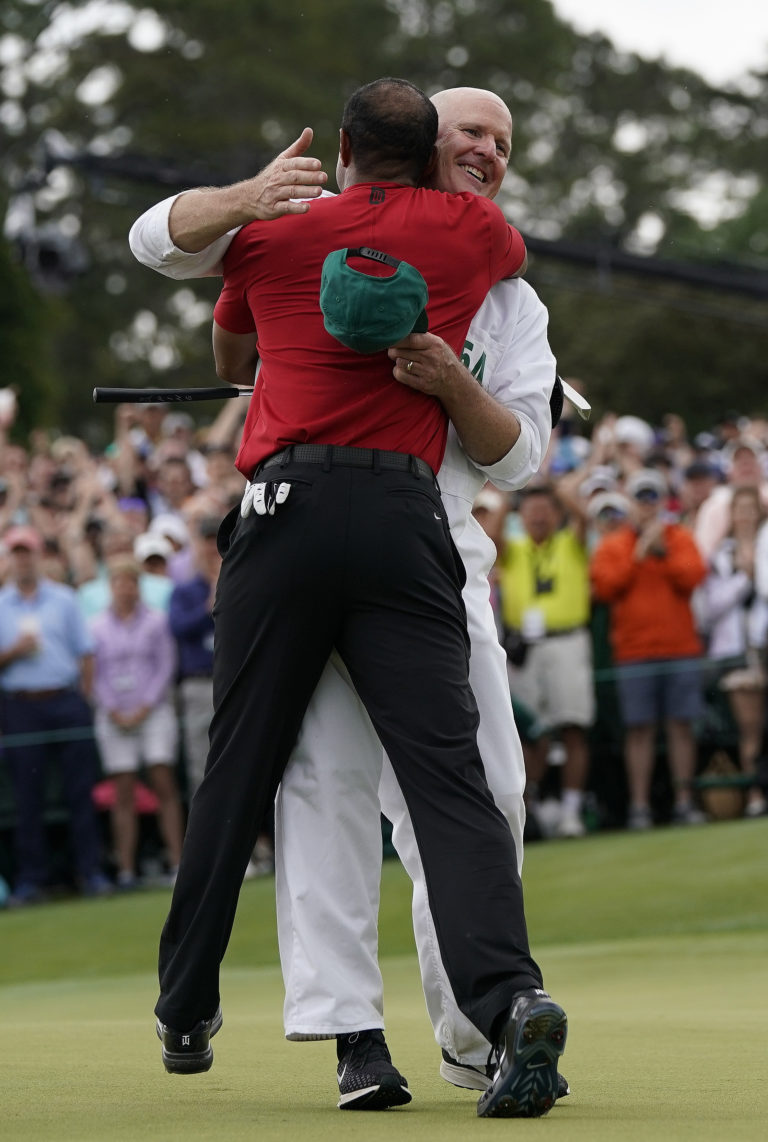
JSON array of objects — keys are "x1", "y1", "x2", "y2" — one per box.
[
  {"x1": 155, "y1": 78, "x2": 566, "y2": 1120},
  {"x1": 211, "y1": 110, "x2": 525, "y2": 476}
]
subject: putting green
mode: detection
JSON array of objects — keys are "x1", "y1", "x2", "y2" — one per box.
[
  {"x1": 2, "y1": 820, "x2": 766, "y2": 1140},
  {"x1": 3, "y1": 932, "x2": 766, "y2": 1140}
]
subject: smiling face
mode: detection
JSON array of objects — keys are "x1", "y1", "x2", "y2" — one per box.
[{"x1": 428, "y1": 88, "x2": 512, "y2": 200}]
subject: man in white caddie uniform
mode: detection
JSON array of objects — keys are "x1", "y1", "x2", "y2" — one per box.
[{"x1": 129, "y1": 87, "x2": 564, "y2": 1108}]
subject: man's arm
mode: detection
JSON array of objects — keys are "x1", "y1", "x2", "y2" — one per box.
[
  {"x1": 129, "y1": 128, "x2": 328, "y2": 277},
  {"x1": 212, "y1": 323, "x2": 260, "y2": 387},
  {"x1": 169, "y1": 128, "x2": 327, "y2": 251},
  {"x1": 389, "y1": 334, "x2": 519, "y2": 465},
  {"x1": 0, "y1": 632, "x2": 39, "y2": 670},
  {"x1": 389, "y1": 280, "x2": 554, "y2": 481},
  {"x1": 79, "y1": 652, "x2": 94, "y2": 701}
]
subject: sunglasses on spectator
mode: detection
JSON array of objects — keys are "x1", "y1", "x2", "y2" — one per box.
[{"x1": 633, "y1": 488, "x2": 661, "y2": 503}]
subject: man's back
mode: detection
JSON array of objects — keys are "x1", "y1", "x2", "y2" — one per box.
[{"x1": 214, "y1": 183, "x2": 524, "y2": 476}]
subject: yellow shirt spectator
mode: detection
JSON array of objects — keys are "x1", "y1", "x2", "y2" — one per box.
[{"x1": 500, "y1": 527, "x2": 590, "y2": 633}]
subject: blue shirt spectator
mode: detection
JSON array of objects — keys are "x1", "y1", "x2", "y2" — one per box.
[
  {"x1": 0, "y1": 574, "x2": 93, "y2": 691},
  {"x1": 0, "y1": 524, "x2": 107, "y2": 903},
  {"x1": 169, "y1": 575, "x2": 215, "y2": 680}
]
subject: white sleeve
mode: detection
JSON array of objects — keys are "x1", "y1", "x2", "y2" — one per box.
[
  {"x1": 128, "y1": 194, "x2": 237, "y2": 279},
  {"x1": 755, "y1": 519, "x2": 768, "y2": 600},
  {"x1": 470, "y1": 280, "x2": 555, "y2": 492},
  {"x1": 701, "y1": 563, "x2": 753, "y2": 626}
]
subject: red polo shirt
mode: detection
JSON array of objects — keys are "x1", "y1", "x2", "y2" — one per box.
[{"x1": 213, "y1": 183, "x2": 526, "y2": 477}]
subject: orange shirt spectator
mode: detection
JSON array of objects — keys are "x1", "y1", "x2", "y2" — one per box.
[
  {"x1": 591, "y1": 500, "x2": 706, "y2": 662},
  {"x1": 590, "y1": 468, "x2": 709, "y2": 830}
]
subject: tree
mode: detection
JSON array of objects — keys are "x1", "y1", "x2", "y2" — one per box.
[
  {"x1": 0, "y1": 0, "x2": 766, "y2": 436},
  {"x1": 0, "y1": 225, "x2": 56, "y2": 437}
]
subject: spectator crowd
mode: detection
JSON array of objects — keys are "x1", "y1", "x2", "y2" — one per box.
[
  {"x1": 0, "y1": 386, "x2": 766, "y2": 905},
  {"x1": 473, "y1": 401, "x2": 768, "y2": 838}
]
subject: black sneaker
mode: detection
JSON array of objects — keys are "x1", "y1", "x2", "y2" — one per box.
[
  {"x1": 336, "y1": 1029, "x2": 412, "y2": 1110},
  {"x1": 156, "y1": 1006, "x2": 223, "y2": 1074},
  {"x1": 440, "y1": 1049, "x2": 570, "y2": 1100},
  {"x1": 477, "y1": 992, "x2": 567, "y2": 1118}
]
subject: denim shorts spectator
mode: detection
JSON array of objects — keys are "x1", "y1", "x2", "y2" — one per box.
[{"x1": 615, "y1": 657, "x2": 704, "y2": 727}]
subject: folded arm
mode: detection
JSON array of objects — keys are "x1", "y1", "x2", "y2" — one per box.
[
  {"x1": 389, "y1": 333, "x2": 520, "y2": 466},
  {"x1": 388, "y1": 281, "x2": 554, "y2": 478}
]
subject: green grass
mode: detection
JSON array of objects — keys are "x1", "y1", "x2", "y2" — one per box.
[
  {"x1": 2, "y1": 819, "x2": 767, "y2": 1141},
  {"x1": 4, "y1": 818, "x2": 765, "y2": 986}
]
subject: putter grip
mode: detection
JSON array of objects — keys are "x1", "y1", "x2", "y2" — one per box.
[{"x1": 92, "y1": 386, "x2": 245, "y2": 404}]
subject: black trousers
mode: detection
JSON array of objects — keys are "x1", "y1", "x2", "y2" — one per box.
[
  {"x1": 1, "y1": 690, "x2": 102, "y2": 886},
  {"x1": 156, "y1": 454, "x2": 542, "y2": 1041}
]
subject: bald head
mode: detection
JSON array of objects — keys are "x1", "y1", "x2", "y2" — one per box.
[
  {"x1": 431, "y1": 87, "x2": 511, "y2": 124},
  {"x1": 428, "y1": 87, "x2": 512, "y2": 199}
]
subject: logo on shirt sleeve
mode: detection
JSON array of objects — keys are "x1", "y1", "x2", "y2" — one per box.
[{"x1": 461, "y1": 339, "x2": 487, "y2": 383}]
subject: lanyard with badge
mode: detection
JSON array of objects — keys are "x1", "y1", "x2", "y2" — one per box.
[{"x1": 521, "y1": 539, "x2": 556, "y2": 641}]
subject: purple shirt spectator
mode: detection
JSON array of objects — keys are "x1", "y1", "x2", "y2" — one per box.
[{"x1": 90, "y1": 602, "x2": 176, "y2": 713}]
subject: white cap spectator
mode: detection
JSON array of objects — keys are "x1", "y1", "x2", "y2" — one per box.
[
  {"x1": 625, "y1": 468, "x2": 668, "y2": 500},
  {"x1": 723, "y1": 436, "x2": 765, "y2": 471},
  {"x1": 587, "y1": 491, "x2": 631, "y2": 520},
  {"x1": 579, "y1": 466, "x2": 618, "y2": 499},
  {"x1": 149, "y1": 513, "x2": 190, "y2": 550},
  {"x1": 614, "y1": 415, "x2": 655, "y2": 456},
  {"x1": 162, "y1": 412, "x2": 196, "y2": 437},
  {"x1": 472, "y1": 488, "x2": 505, "y2": 514},
  {"x1": 134, "y1": 532, "x2": 173, "y2": 564}
]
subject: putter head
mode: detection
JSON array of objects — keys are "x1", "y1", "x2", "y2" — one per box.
[{"x1": 560, "y1": 378, "x2": 591, "y2": 420}]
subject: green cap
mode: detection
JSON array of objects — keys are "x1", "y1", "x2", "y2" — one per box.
[{"x1": 320, "y1": 247, "x2": 429, "y2": 355}]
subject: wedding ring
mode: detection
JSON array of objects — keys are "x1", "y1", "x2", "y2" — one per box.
[{"x1": 406, "y1": 360, "x2": 414, "y2": 372}]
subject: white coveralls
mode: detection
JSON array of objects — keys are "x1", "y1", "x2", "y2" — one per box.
[{"x1": 130, "y1": 200, "x2": 555, "y2": 1064}]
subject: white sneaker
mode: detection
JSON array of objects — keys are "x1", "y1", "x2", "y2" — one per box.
[
  {"x1": 672, "y1": 804, "x2": 707, "y2": 826},
  {"x1": 534, "y1": 798, "x2": 563, "y2": 839},
  {"x1": 627, "y1": 805, "x2": 653, "y2": 830},
  {"x1": 557, "y1": 808, "x2": 586, "y2": 838}
]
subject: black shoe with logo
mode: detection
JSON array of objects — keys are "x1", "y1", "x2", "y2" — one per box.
[
  {"x1": 156, "y1": 1006, "x2": 223, "y2": 1074},
  {"x1": 336, "y1": 1029, "x2": 412, "y2": 1110},
  {"x1": 477, "y1": 992, "x2": 567, "y2": 1118}
]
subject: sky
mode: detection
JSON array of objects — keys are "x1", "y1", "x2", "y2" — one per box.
[{"x1": 550, "y1": 0, "x2": 768, "y2": 86}]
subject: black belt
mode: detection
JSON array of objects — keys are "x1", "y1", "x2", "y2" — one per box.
[
  {"x1": 259, "y1": 444, "x2": 434, "y2": 481},
  {"x1": 5, "y1": 687, "x2": 71, "y2": 701}
]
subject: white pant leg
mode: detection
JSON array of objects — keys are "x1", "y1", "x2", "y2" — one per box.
[
  {"x1": 276, "y1": 510, "x2": 526, "y2": 1060},
  {"x1": 178, "y1": 676, "x2": 214, "y2": 798},
  {"x1": 379, "y1": 511, "x2": 526, "y2": 1065},
  {"x1": 276, "y1": 651, "x2": 386, "y2": 1039}
]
